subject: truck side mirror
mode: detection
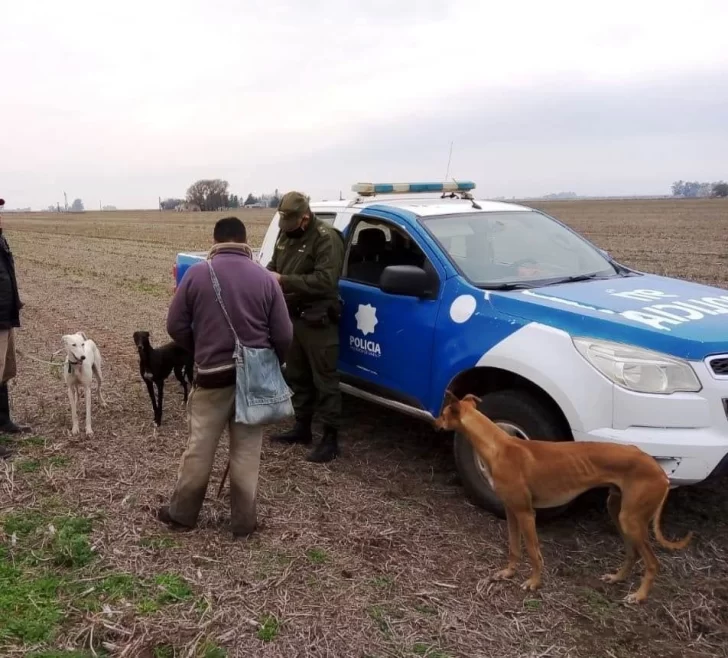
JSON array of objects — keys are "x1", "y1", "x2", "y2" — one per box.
[{"x1": 380, "y1": 265, "x2": 432, "y2": 298}]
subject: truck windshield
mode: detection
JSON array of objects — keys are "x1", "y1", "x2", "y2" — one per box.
[{"x1": 421, "y1": 210, "x2": 619, "y2": 288}]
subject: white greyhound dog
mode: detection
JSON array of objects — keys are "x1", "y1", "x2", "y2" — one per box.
[{"x1": 61, "y1": 332, "x2": 107, "y2": 435}]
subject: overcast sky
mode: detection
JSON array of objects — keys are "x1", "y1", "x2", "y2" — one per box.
[{"x1": 3, "y1": 0, "x2": 728, "y2": 209}]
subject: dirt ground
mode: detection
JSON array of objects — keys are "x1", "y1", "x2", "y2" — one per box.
[{"x1": 1, "y1": 199, "x2": 727, "y2": 658}]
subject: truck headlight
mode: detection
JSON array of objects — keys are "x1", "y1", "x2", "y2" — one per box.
[{"x1": 572, "y1": 337, "x2": 702, "y2": 394}]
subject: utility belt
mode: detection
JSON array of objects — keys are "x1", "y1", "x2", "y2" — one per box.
[{"x1": 287, "y1": 299, "x2": 341, "y2": 328}]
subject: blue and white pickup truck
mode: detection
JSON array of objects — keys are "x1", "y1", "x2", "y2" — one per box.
[{"x1": 174, "y1": 181, "x2": 728, "y2": 518}]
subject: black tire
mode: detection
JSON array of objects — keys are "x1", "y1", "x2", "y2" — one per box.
[{"x1": 453, "y1": 389, "x2": 572, "y2": 521}]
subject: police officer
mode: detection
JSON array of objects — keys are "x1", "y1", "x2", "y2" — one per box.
[
  {"x1": 0, "y1": 198, "x2": 29, "y2": 459},
  {"x1": 267, "y1": 191, "x2": 345, "y2": 463}
]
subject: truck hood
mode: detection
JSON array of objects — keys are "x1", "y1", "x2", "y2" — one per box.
[{"x1": 489, "y1": 273, "x2": 728, "y2": 360}]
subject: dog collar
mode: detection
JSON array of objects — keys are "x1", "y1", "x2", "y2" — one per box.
[{"x1": 67, "y1": 359, "x2": 82, "y2": 373}]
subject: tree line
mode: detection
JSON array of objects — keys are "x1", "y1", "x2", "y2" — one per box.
[
  {"x1": 159, "y1": 179, "x2": 282, "y2": 211},
  {"x1": 671, "y1": 180, "x2": 728, "y2": 198},
  {"x1": 45, "y1": 198, "x2": 85, "y2": 212}
]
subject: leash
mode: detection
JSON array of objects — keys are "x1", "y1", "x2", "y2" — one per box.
[
  {"x1": 217, "y1": 459, "x2": 230, "y2": 498},
  {"x1": 16, "y1": 349, "x2": 64, "y2": 368}
]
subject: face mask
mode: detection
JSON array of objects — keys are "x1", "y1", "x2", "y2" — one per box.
[{"x1": 285, "y1": 226, "x2": 305, "y2": 239}]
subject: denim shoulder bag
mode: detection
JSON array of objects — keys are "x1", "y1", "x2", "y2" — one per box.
[{"x1": 207, "y1": 260, "x2": 294, "y2": 426}]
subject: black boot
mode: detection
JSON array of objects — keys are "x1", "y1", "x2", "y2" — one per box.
[
  {"x1": 0, "y1": 383, "x2": 29, "y2": 435},
  {"x1": 270, "y1": 416, "x2": 313, "y2": 445},
  {"x1": 306, "y1": 425, "x2": 339, "y2": 463}
]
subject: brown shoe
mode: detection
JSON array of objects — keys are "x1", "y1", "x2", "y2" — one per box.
[
  {"x1": 232, "y1": 522, "x2": 258, "y2": 540},
  {"x1": 156, "y1": 505, "x2": 194, "y2": 531}
]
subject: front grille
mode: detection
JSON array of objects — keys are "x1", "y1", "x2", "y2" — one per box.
[{"x1": 708, "y1": 356, "x2": 728, "y2": 376}]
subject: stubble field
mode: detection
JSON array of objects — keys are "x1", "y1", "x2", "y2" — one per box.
[{"x1": 1, "y1": 199, "x2": 727, "y2": 658}]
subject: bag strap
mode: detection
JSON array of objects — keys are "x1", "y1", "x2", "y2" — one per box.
[{"x1": 207, "y1": 260, "x2": 241, "y2": 350}]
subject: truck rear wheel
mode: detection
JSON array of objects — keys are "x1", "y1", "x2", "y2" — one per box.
[{"x1": 453, "y1": 389, "x2": 572, "y2": 521}]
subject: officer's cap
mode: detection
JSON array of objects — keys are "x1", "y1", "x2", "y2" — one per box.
[{"x1": 277, "y1": 191, "x2": 311, "y2": 231}]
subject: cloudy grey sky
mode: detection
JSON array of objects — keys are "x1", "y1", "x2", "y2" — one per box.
[{"x1": 3, "y1": 0, "x2": 728, "y2": 209}]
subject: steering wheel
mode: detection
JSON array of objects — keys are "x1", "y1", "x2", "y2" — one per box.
[
  {"x1": 509, "y1": 258, "x2": 574, "y2": 276},
  {"x1": 511, "y1": 258, "x2": 540, "y2": 268}
]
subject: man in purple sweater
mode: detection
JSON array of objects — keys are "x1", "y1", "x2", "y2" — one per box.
[{"x1": 159, "y1": 216, "x2": 293, "y2": 537}]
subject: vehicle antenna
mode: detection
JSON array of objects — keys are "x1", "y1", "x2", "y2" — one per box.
[{"x1": 444, "y1": 141, "x2": 454, "y2": 181}]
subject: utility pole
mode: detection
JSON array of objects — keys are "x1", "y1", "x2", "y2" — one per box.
[{"x1": 63, "y1": 192, "x2": 68, "y2": 212}]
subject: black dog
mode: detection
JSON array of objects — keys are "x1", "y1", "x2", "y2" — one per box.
[{"x1": 133, "y1": 331, "x2": 194, "y2": 426}]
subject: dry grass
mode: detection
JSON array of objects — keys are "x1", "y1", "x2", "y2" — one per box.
[{"x1": 1, "y1": 201, "x2": 727, "y2": 658}]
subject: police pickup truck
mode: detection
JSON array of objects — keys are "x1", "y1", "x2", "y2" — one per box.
[{"x1": 174, "y1": 181, "x2": 728, "y2": 519}]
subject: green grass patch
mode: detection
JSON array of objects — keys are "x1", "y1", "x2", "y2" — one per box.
[
  {"x1": 96, "y1": 573, "x2": 141, "y2": 599},
  {"x1": 200, "y1": 641, "x2": 227, "y2": 658},
  {"x1": 2, "y1": 509, "x2": 95, "y2": 569},
  {"x1": 2, "y1": 509, "x2": 47, "y2": 537},
  {"x1": 2, "y1": 448, "x2": 70, "y2": 473},
  {"x1": 0, "y1": 507, "x2": 196, "y2": 654},
  {"x1": 524, "y1": 598, "x2": 541, "y2": 611},
  {"x1": 153, "y1": 646, "x2": 174, "y2": 658},
  {"x1": 0, "y1": 553, "x2": 63, "y2": 644},
  {"x1": 0, "y1": 434, "x2": 47, "y2": 447},
  {"x1": 257, "y1": 614, "x2": 280, "y2": 642},
  {"x1": 0, "y1": 510, "x2": 96, "y2": 645},
  {"x1": 367, "y1": 604, "x2": 405, "y2": 637},
  {"x1": 73, "y1": 571, "x2": 194, "y2": 616},
  {"x1": 136, "y1": 598, "x2": 161, "y2": 616},
  {"x1": 578, "y1": 587, "x2": 617, "y2": 617},
  {"x1": 370, "y1": 575, "x2": 393, "y2": 589},
  {"x1": 412, "y1": 643, "x2": 453, "y2": 658},
  {"x1": 367, "y1": 605, "x2": 390, "y2": 634},
  {"x1": 51, "y1": 517, "x2": 95, "y2": 568},
  {"x1": 155, "y1": 572, "x2": 194, "y2": 604},
  {"x1": 305, "y1": 547, "x2": 328, "y2": 565},
  {"x1": 140, "y1": 535, "x2": 179, "y2": 550},
  {"x1": 15, "y1": 459, "x2": 41, "y2": 473}
]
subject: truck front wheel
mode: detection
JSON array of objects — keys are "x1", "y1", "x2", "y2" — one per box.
[{"x1": 453, "y1": 389, "x2": 572, "y2": 521}]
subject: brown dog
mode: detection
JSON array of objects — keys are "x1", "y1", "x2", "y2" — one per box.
[{"x1": 434, "y1": 391, "x2": 692, "y2": 603}]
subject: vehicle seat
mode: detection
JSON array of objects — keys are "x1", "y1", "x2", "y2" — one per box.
[
  {"x1": 348, "y1": 228, "x2": 388, "y2": 284},
  {"x1": 389, "y1": 230, "x2": 424, "y2": 268}
]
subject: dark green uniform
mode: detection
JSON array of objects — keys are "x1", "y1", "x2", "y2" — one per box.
[{"x1": 267, "y1": 215, "x2": 345, "y2": 431}]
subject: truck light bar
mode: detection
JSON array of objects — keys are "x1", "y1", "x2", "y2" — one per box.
[{"x1": 352, "y1": 181, "x2": 476, "y2": 196}]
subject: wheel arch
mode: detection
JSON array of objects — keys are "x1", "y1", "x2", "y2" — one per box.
[{"x1": 445, "y1": 366, "x2": 574, "y2": 440}]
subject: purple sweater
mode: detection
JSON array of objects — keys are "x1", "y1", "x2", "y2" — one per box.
[{"x1": 166, "y1": 246, "x2": 293, "y2": 368}]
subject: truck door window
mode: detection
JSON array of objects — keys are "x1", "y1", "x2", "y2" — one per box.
[{"x1": 345, "y1": 219, "x2": 429, "y2": 287}]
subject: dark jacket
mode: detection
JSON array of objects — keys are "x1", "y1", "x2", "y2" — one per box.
[
  {"x1": 266, "y1": 216, "x2": 345, "y2": 318},
  {"x1": 0, "y1": 232, "x2": 22, "y2": 330},
  {"x1": 166, "y1": 244, "x2": 293, "y2": 368}
]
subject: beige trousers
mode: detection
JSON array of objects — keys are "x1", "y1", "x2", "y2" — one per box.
[
  {"x1": 0, "y1": 329, "x2": 17, "y2": 383},
  {"x1": 169, "y1": 384, "x2": 263, "y2": 533}
]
